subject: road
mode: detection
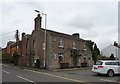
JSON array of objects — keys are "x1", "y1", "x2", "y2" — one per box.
[{"x1": 1, "y1": 64, "x2": 120, "y2": 84}]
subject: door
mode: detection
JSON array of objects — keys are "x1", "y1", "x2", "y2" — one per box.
[{"x1": 72, "y1": 55, "x2": 77, "y2": 68}]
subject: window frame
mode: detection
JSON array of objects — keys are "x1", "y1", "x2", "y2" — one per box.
[
  {"x1": 58, "y1": 38, "x2": 64, "y2": 48},
  {"x1": 73, "y1": 41, "x2": 76, "y2": 49}
]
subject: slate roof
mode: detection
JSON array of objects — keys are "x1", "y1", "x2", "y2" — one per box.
[{"x1": 41, "y1": 28, "x2": 88, "y2": 42}]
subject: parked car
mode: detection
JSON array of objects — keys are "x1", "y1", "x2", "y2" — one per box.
[{"x1": 92, "y1": 60, "x2": 120, "y2": 77}]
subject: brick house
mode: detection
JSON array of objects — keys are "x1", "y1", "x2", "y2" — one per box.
[
  {"x1": 3, "y1": 41, "x2": 19, "y2": 56},
  {"x1": 2, "y1": 34, "x2": 27, "y2": 65},
  {"x1": 18, "y1": 33, "x2": 27, "y2": 65},
  {"x1": 24, "y1": 14, "x2": 94, "y2": 69}
]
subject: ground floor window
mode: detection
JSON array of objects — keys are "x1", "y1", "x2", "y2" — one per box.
[{"x1": 58, "y1": 53, "x2": 64, "y2": 63}]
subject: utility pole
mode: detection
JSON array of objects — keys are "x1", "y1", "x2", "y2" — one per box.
[{"x1": 35, "y1": 10, "x2": 47, "y2": 68}]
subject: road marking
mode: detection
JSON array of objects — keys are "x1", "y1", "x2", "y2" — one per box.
[
  {"x1": 2, "y1": 64, "x2": 20, "y2": 69},
  {"x1": 24, "y1": 69, "x2": 83, "y2": 82},
  {"x1": 3, "y1": 65, "x2": 83, "y2": 82},
  {"x1": 2, "y1": 70, "x2": 10, "y2": 74},
  {"x1": 100, "y1": 79, "x2": 118, "y2": 82},
  {"x1": 16, "y1": 75, "x2": 34, "y2": 82}
]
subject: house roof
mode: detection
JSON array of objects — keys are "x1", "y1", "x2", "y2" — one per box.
[
  {"x1": 41, "y1": 28, "x2": 88, "y2": 42},
  {"x1": 7, "y1": 41, "x2": 15, "y2": 46},
  {"x1": 0, "y1": 47, "x2": 2, "y2": 51}
]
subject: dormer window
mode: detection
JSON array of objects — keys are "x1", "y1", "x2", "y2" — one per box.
[{"x1": 58, "y1": 38, "x2": 64, "y2": 48}]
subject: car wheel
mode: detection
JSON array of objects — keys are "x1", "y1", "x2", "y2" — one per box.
[
  {"x1": 107, "y1": 70, "x2": 114, "y2": 77},
  {"x1": 97, "y1": 73, "x2": 100, "y2": 75}
]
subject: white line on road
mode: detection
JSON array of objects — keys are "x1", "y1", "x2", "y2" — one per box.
[
  {"x1": 100, "y1": 79, "x2": 118, "y2": 82},
  {"x1": 2, "y1": 70, "x2": 10, "y2": 74},
  {"x1": 16, "y1": 75, "x2": 34, "y2": 82}
]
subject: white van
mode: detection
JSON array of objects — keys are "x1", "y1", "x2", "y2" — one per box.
[{"x1": 92, "y1": 60, "x2": 120, "y2": 77}]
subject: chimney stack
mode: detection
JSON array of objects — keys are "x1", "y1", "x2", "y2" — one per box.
[
  {"x1": 72, "y1": 33, "x2": 80, "y2": 38},
  {"x1": 34, "y1": 14, "x2": 42, "y2": 30}
]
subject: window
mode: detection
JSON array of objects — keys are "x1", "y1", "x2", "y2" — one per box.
[
  {"x1": 58, "y1": 38, "x2": 64, "y2": 47},
  {"x1": 84, "y1": 57, "x2": 86, "y2": 60},
  {"x1": 73, "y1": 41, "x2": 76, "y2": 49},
  {"x1": 58, "y1": 52, "x2": 64, "y2": 63},
  {"x1": 110, "y1": 62, "x2": 118, "y2": 65},
  {"x1": 53, "y1": 54, "x2": 57, "y2": 60},
  {"x1": 17, "y1": 46, "x2": 19, "y2": 49},
  {"x1": 118, "y1": 62, "x2": 120, "y2": 65},
  {"x1": 95, "y1": 61, "x2": 103, "y2": 65},
  {"x1": 26, "y1": 38, "x2": 29, "y2": 49},
  {"x1": 105, "y1": 62, "x2": 118, "y2": 65},
  {"x1": 33, "y1": 40, "x2": 35, "y2": 48},
  {"x1": 84, "y1": 44, "x2": 86, "y2": 48},
  {"x1": 105, "y1": 62, "x2": 111, "y2": 65}
]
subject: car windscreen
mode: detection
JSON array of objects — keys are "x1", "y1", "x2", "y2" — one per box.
[{"x1": 95, "y1": 61, "x2": 103, "y2": 65}]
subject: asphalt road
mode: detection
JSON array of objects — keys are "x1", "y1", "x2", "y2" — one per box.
[
  {"x1": 2, "y1": 65, "x2": 76, "y2": 83},
  {"x1": 1, "y1": 64, "x2": 120, "y2": 84}
]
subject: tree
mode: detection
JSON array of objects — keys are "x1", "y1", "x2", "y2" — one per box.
[
  {"x1": 86, "y1": 40, "x2": 100, "y2": 64},
  {"x1": 94, "y1": 43, "x2": 100, "y2": 55},
  {"x1": 86, "y1": 40, "x2": 94, "y2": 51},
  {"x1": 2, "y1": 52, "x2": 11, "y2": 63},
  {"x1": 97, "y1": 55, "x2": 110, "y2": 60},
  {"x1": 110, "y1": 53, "x2": 115, "y2": 60},
  {"x1": 12, "y1": 51, "x2": 20, "y2": 65}
]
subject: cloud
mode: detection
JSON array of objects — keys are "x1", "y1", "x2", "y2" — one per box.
[
  {"x1": 67, "y1": 14, "x2": 94, "y2": 29},
  {"x1": 1, "y1": 2, "x2": 118, "y2": 50}
]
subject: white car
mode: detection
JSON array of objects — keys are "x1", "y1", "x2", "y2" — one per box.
[{"x1": 92, "y1": 60, "x2": 120, "y2": 77}]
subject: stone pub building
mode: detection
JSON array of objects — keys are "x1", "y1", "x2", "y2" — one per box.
[{"x1": 7, "y1": 14, "x2": 93, "y2": 70}]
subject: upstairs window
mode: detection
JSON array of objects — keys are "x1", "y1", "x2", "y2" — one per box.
[
  {"x1": 33, "y1": 40, "x2": 35, "y2": 48},
  {"x1": 73, "y1": 41, "x2": 76, "y2": 49},
  {"x1": 58, "y1": 38, "x2": 64, "y2": 48}
]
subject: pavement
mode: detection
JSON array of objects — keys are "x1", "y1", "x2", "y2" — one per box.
[{"x1": 53, "y1": 67, "x2": 92, "y2": 72}]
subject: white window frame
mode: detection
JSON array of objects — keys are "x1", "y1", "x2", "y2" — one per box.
[
  {"x1": 58, "y1": 38, "x2": 64, "y2": 48},
  {"x1": 73, "y1": 41, "x2": 76, "y2": 49}
]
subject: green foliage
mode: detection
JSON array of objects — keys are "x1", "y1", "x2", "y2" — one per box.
[
  {"x1": 12, "y1": 51, "x2": 20, "y2": 65},
  {"x1": 94, "y1": 43, "x2": 100, "y2": 55},
  {"x1": 110, "y1": 53, "x2": 115, "y2": 60},
  {"x1": 97, "y1": 55, "x2": 110, "y2": 60},
  {"x1": 2, "y1": 52, "x2": 11, "y2": 61},
  {"x1": 86, "y1": 40, "x2": 100, "y2": 64},
  {"x1": 86, "y1": 40, "x2": 94, "y2": 51}
]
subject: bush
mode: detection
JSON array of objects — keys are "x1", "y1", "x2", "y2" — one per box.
[
  {"x1": 12, "y1": 52, "x2": 20, "y2": 65},
  {"x1": 2, "y1": 52, "x2": 11, "y2": 62}
]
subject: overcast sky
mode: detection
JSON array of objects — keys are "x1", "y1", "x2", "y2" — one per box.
[{"x1": 0, "y1": 0, "x2": 118, "y2": 50}]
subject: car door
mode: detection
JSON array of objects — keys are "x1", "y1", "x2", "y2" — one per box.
[{"x1": 110, "y1": 62, "x2": 118, "y2": 74}]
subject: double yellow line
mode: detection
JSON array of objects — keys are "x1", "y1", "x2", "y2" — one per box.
[
  {"x1": 24, "y1": 69, "x2": 83, "y2": 82},
  {"x1": 3, "y1": 64, "x2": 85, "y2": 83}
]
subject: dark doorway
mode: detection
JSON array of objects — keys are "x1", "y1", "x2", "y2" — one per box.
[
  {"x1": 35, "y1": 59, "x2": 40, "y2": 68},
  {"x1": 72, "y1": 55, "x2": 77, "y2": 68}
]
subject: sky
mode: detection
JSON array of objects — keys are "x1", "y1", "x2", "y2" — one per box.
[{"x1": 0, "y1": 0, "x2": 118, "y2": 51}]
